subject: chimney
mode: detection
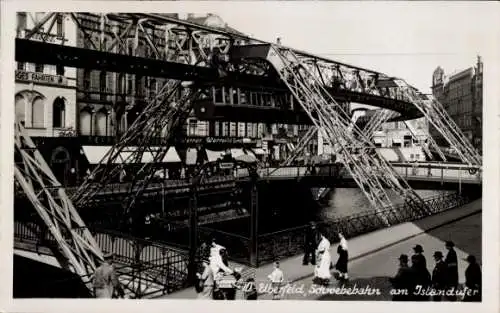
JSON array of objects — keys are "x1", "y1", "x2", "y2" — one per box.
[{"x1": 187, "y1": 13, "x2": 195, "y2": 19}]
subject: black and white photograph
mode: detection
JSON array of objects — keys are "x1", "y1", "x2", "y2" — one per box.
[{"x1": 1, "y1": 1, "x2": 499, "y2": 312}]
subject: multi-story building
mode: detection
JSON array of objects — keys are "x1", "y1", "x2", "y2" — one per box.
[
  {"x1": 15, "y1": 12, "x2": 315, "y2": 184},
  {"x1": 431, "y1": 56, "x2": 483, "y2": 151},
  {"x1": 15, "y1": 13, "x2": 80, "y2": 185},
  {"x1": 15, "y1": 13, "x2": 78, "y2": 138}
]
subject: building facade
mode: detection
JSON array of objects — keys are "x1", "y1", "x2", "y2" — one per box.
[
  {"x1": 15, "y1": 13, "x2": 78, "y2": 138},
  {"x1": 431, "y1": 56, "x2": 483, "y2": 151}
]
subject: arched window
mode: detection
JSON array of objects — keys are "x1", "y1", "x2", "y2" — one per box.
[
  {"x1": 79, "y1": 108, "x2": 92, "y2": 136},
  {"x1": 32, "y1": 96, "x2": 45, "y2": 128},
  {"x1": 15, "y1": 94, "x2": 26, "y2": 125},
  {"x1": 95, "y1": 109, "x2": 108, "y2": 136},
  {"x1": 52, "y1": 97, "x2": 66, "y2": 128}
]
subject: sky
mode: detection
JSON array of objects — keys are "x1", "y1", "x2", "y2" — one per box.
[{"x1": 179, "y1": 2, "x2": 499, "y2": 94}]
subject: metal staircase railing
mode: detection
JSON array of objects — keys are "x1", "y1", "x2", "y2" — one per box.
[{"x1": 264, "y1": 45, "x2": 431, "y2": 225}]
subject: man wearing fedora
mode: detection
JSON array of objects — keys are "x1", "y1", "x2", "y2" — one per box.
[
  {"x1": 389, "y1": 254, "x2": 415, "y2": 301},
  {"x1": 412, "y1": 244, "x2": 427, "y2": 271},
  {"x1": 92, "y1": 252, "x2": 125, "y2": 299},
  {"x1": 431, "y1": 251, "x2": 447, "y2": 301},
  {"x1": 444, "y1": 241, "x2": 459, "y2": 301}
]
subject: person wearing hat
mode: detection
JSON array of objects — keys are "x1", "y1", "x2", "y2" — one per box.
[
  {"x1": 303, "y1": 221, "x2": 317, "y2": 266},
  {"x1": 444, "y1": 241, "x2": 458, "y2": 301},
  {"x1": 431, "y1": 251, "x2": 447, "y2": 301},
  {"x1": 389, "y1": 254, "x2": 415, "y2": 301},
  {"x1": 412, "y1": 244, "x2": 427, "y2": 271},
  {"x1": 92, "y1": 252, "x2": 125, "y2": 299},
  {"x1": 196, "y1": 257, "x2": 214, "y2": 299},
  {"x1": 463, "y1": 255, "x2": 481, "y2": 302},
  {"x1": 411, "y1": 254, "x2": 431, "y2": 301}
]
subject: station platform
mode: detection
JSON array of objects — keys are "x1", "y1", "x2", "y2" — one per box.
[{"x1": 162, "y1": 198, "x2": 482, "y2": 299}]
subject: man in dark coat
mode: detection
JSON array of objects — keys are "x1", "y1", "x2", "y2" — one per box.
[
  {"x1": 303, "y1": 222, "x2": 317, "y2": 265},
  {"x1": 463, "y1": 255, "x2": 481, "y2": 302},
  {"x1": 412, "y1": 244, "x2": 427, "y2": 271},
  {"x1": 444, "y1": 241, "x2": 459, "y2": 301},
  {"x1": 411, "y1": 254, "x2": 431, "y2": 301},
  {"x1": 389, "y1": 254, "x2": 415, "y2": 301},
  {"x1": 431, "y1": 251, "x2": 448, "y2": 302}
]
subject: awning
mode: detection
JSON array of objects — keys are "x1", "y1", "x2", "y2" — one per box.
[
  {"x1": 252, "y1": 148, "x2": 266, "y2": 155},
  {"x1": 82, "y1": 146, "x2": 114, "y2": 164},
  {"x1": 230, "y1": 148, "x2": 245, "y2": 159},
  {"x1": 235, "y1": 153, "x2": 257, "y2": 163},
  {"x1": 163, "y1": 147, "x2": 181, "y2": 163},
  {"x1": 206, "y1": 149, "x2": 224, "y2": 162},
  {"x1": 374, "y1": 138, "x2": 384, "y2": 144},
  {"x1": 185, "y1": 148, "x2": 198, "y2": 165}
]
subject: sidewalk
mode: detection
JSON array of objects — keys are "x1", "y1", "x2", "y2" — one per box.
[{"x1": 161, "y1": 198, "x2": 482, "y2": 299}]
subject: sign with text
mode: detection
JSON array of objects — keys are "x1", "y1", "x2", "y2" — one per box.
[{"x1": 15, "y1": 70, "x2": 68, "y2": 87}]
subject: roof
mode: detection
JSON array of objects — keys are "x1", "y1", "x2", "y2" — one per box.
[{"x1": 186, "y1": 14, "x2": 247, "y2": 36}]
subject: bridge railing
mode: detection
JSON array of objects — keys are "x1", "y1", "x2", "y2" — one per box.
[
  {"x1": 13, "y1": 221, "x2": 190, "y2": 298},
  {"x1": 255, "y1": 192, "x2": 472, "y2": 265}
]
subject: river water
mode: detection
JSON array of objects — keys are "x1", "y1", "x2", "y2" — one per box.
[{"x1": 319, "y1": 188, "x2": 452, "y2": 220}]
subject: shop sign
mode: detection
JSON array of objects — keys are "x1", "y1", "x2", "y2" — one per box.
[{"x1": 15, "y1": 70, "x2": 68, "y2": 86}]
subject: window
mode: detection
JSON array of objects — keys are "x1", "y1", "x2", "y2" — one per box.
[
  {"x1": 17, "y1": 13, "x2": 27, "y2": 32},
  {"x1": 83, "y1": 70, "x2": 91, "y2": 91},
  {"x1": 31, "y1": 96, "x2": 45, "y2": 128},
  {"x1": 188, "y1": 119, "x2": 197, "y2": 136},
  {"x1": 15, "y1": 94, "x2": 26, "y2": 125},
  {"x1": 35, "y1": 63, "x2": 44, "y2": 73},
  {"x1": 95, "y1": 109, "x2": 108, "y2": 136},
  {"x1": 17, "y1": 62, "x2": 25, "y2": 71},
  {"x1": 52, "y1": 97, "x2": 65, "y2": 128},
  {"x1": 99, "y1": 71, "x2": 107, "y2": 100},
  {"x1": 56, "y1": 64, "x2": 65, "y2": 76},
  {"x1": 56, "y1": 14, "x2": 64, "y2": 37},
  {"x1": 117, "y1": 73, "x2": 125, "y2": 95}
]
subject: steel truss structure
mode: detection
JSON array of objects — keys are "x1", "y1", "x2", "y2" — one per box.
[
  {"x1": 397, "y1": 83, "x2": 482, "y2": 166},
  {"x1": 264, "y1": 45, "x2": 431, "y2": 224},
  {"x1": 18, "y1": 12, "x2": 481, "y2": 243},
  {"x1": 72, "y1": 81, "x2": 206, "y2": 223},
  {"x1": 14, "y1": 122, "x2": 103, "y2": 292}
]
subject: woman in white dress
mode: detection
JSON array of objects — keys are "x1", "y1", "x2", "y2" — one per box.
[{"x1": 314, "y1": 232, "x2": 331, "y2": 285}]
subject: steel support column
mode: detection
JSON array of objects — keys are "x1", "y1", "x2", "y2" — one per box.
[{"x1": 249, "y1": 181, "x2": 259, "y2": 267}]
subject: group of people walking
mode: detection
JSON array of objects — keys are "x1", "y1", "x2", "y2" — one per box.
[
  {"x1": 303, "y1": 222, "x2": 349, "y2": 285},
  {"x1": 390, "y1": 241, "x2": 481, "y2": 302}
]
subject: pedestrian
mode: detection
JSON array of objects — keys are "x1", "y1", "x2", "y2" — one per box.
[
  {"x1": 268, "y1": 261, "x2": 284, "y2": 300},
  {"x1": 244, "y1": 278, "x2": 258, "y2": 300},
  {"x1": 463, "y1": 255, "x2": 481, "y2": 302},
  {"x1": 412, "y1": 244, "x2": 427, "y2": 271},
  {"x1": 411, "y1": 254, "x2": 431, "y2": 301},
  {"x1": 92, "y1": 252, "x2": 125, "y2": 299},
  {"x1": 314, "y1": 230, "x2": 331, "y2": 285},
  {"x1": 389, "y1": 254, "x2": 415, "y2": 301},
  {"x1": 302, "y1": 222, "x2": 317, "y2": 266},
  {"x1": 431, "y1": 251, "x2": 447, "y2": 301},
  {"x1": 196, "y1": 257, "x2": 214, "y2": 299},
  {"x1": 335, "y1": 232, "x2": 349, "y2": 281},
  {"x1": 444, "y1": 241, "x2": 459, "y2": 301}
]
